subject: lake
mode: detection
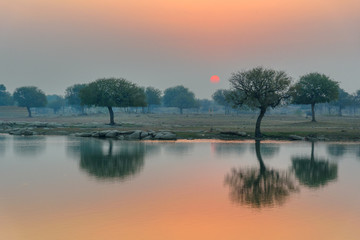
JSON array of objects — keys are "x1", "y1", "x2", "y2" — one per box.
[{"x1": 1, "y1": 135, "x2": 360, "y2": 240}]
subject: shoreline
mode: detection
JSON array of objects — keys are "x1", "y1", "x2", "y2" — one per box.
[{"x1": 1, "y1": 120, "x2": 359, "y2": 142}]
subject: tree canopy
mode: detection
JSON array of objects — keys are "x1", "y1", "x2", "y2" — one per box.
[
  {"x1": 0, "y1": 84, "x2": 13, "y2": 106},
  {"x1": 65, "y1": 83, "x2": 87, "y2": 113},
  {"x1": 13, "y1": 86, "x2": 47, "y2": 117},
  {"x1": 212, "y1": 89, "x2": 232, "y2": 114},
  {"x1": 47, "y1": 94, "x2": 65, "y2": 114},
  {"x1": 331, "y1": 88, "x2": 352, "y2": 116},
  {"x1": 228, "y1": 67, "x2": 292, "y2": 138},
  {"x1": 79, "y1": 78, "x2": 146, "y2": 125},
  {"x1": 145, "y1": 87, "x2": 161, "y2": 106},
  {"x1": 163, "y1": 85, "x2": 197, "y2": 114},
  {"x1": 292, "y1": 72, "x2": 339, "y2": 122}
]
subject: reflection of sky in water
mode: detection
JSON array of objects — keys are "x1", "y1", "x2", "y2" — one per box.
[
  {"x1": 0, "y1": 135, "x2": 6, "y2": 156},
  {"x1": 0, "y1": 136, "x2": 360, "y2": 240},
  {"x1": 12, "y1": 136, "x2": 47, "y2": 157}
]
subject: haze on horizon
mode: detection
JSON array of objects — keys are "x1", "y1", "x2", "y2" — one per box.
[{"x1": 1, "y1": 0, "x2": 359, "y2": 99}]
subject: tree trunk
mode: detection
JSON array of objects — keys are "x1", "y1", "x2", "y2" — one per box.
[
  {"x1": 255, "y1": 108, "x2": 266, "y2": 139},
  {"x1": 107, "y1": 106, "x2": 115, "y2": 125},
  {"x1": 255, "y1": 140, "x2": 266, "y2": 174},
  {"x1": 311, "y1": 103, "x2": 316, "y2": 122},
  {"x1": 338, "y1": 106, "x2": 342, "y2": 116},
  {"x1": 180, "y1": 107, "x2": 183, "y2": 114},
  {"x1": 26, "y1": 106, "x2": 32, "y2": 118}
]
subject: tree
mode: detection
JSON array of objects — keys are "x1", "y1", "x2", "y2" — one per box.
[
  {"x1": 145, "y1": 87, "x2": 161, "y2": 112},
  {"x1": 47, "y1": 94, "x2": 65, "y2": 114},
  {"x1": 79, "y1": 78, "x2": 146, "y2": 125},
  {"x1": 13, "y1": 86, "x2": 47, "y2": 117},
  {"x1": 163, "y1": 85, "x2": 197, "y2": 114},
  {"x1": 331, "y1": 88, "x2": 352, "y2": 116},
  {"x1": 212, "y1": 89, "x2": 232, "y2": 114},
  {"x1": 0, "y1": 84, "x2": 13, "y2": 106},
  {"x1": 291, "y1": 72, "x2": 339, "y2": 122},
  {"x1": 227, "y1": 67, "x2": 292, "y2": 138},
  {"x1": 224, "y1": 141, "x2": 298, "y2": 208},
  {"x1": 65, "y1": 83, "x2": 87, "y2": 114}
]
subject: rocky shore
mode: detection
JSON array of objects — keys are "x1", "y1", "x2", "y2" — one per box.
[{"x1": 1, "y1": 120, "x2": 350, "y2": 142}]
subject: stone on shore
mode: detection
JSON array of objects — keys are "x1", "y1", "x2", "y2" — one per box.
[
  {"x1": 154, "y1": 132, "x2": 177, "y2": 140},
  {"x1": 289, "y1": 135, "x2": 305, "y2": 141}
]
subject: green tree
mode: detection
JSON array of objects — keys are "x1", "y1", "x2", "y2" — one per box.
[
  {"x1": 13, "y1": 86, "x2": 47, "y2": 117},
  {"x1": 65, "y1": 83, "x2": 87, "y2": 114},
  {"x1": 0, "y1": 84, "x2": 13, "y2": 106},
  {"x1": 212, "y1": 89, "x2": 232, "y2": 114},
  {"x1": 145, "y1": 87, "x2": 161, "y2": 112},
  {"x1": 331, "y1": 88, "x2": 352, "y2": 116},
  {"x1": 47, "y1": 94, "x2": 65, "y2": 114},
  {"x1": 291, "y1": 73, "x2": 339, "y2": 122},
  {"x1": 79, "y1": 78, "x2": 146, "y2": 125},
  {"x1": 163, "y1": 85, "x2": 197, "y2": 114},
  {"x1": 228, "y1": 67, "x2": 292, "y2": 138}
]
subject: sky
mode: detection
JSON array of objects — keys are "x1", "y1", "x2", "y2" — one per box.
[{"x1": 1, "y1": 0, "x2": 359, "y2": 99}]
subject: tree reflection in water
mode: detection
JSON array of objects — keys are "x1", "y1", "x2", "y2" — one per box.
[
  {"x1": 225, "y1": 141, "x2": 298, "y2": 208},
  {"x1": 292, "y1": 142, "x2": 337, "y2": 188},
  {"x1": 327, "y1": 144, "x2": 346, "y2": 157},
  {"x1": 78, "y1": 139, "x2": 146, "y2": 181}
]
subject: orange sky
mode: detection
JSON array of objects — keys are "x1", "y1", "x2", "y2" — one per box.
[{"x1": 1, "y1": 0, "x2": 359, "y2": 98}]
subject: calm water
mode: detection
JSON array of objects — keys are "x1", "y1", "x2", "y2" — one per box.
[{"x1": 1, "y1": 135, "x2": 360, "y2": 240}]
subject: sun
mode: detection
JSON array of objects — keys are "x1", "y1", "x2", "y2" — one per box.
[{"x1": 210, "y1": 75, "x2": 220, "y2": 83}]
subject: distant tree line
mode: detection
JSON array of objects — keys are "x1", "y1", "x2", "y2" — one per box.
[{"x1": 1, "y1": 67, "x2": 360, "y2": 136}]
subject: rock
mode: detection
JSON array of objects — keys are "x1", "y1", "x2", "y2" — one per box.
[
  {"x1": 127, "y1": 130, "x2": 142, "y2": 140},
  {"x1": 289, "y1": 135, "x2": 305, "y2": 141},
  {"x1": 154, "y1": 132, "x2": 176, "y2": 140},
  {"x1": 105, "y1": 130, "x2": 120, "y2": 138},
  {"x1": 75, "y1": 132, "x2": 93, "y2": 137},
  {"x1": 220, "y1": 131, "x2": 247, "y2": 137},
  {"x1": 91, "y1": 132, "x2": 100, "y2": 137},
  {"x1": 317, "y1": 136, "x2": 329, "y2": 141},
  {"x1": 22, "y1": 130, "x2": 34, "y2": 136},
  {"x1": 142, "y1": 135, "x2": 153, "y2": 140},
  {"x1": 98, "y1": 130, "x2": 110, "y2": 137},
  {"x1": 10, "y1": 129, "x2": 34, "y2": 136},
  {"x1": 118, "y1": 130, "x2": 135, "y2": 135},
  {"x1": 140, "y1": 131, "x2": 149, "y2": 139}
]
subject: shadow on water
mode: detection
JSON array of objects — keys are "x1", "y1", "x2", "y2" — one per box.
[
  {"x1": 292, "y1": 142, "x2": 338, "y2": 188},
  {"x1": 224, "y1": 141, "x2": 298, "y2": 208},
  {"x1": 70, "y1": 138, "x2": 148, "y2": 181}
]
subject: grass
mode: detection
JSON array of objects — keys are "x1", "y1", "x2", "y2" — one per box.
[{"x1": 1, "y1": 112, "x2": 360, "y2": 141}]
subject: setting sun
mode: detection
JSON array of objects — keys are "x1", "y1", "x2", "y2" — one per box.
[{"x1": 210, "y1": 75, "x2": 220, "y2": 83}]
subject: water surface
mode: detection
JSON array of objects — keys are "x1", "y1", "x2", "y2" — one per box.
[{"x1": 1, "y1": 135, "x2": 359, "y2": 240}]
